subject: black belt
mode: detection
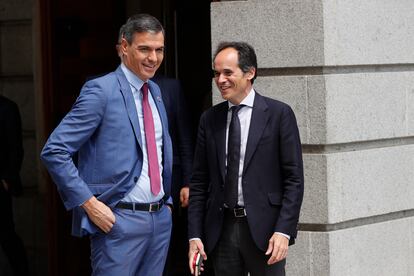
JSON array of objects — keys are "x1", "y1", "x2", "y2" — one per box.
[
  {"x1": 225, "y1": 206, "x2": 247, "y2": 218},
  {"x1": 116, "y1": 196, "x2": 167, "y2": 212}
]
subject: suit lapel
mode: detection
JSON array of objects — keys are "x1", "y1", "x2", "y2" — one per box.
[
  {"x1": 116, "y1": 66, "x2": 143, "y2": 148},
  {"x1": 213, "y1": 103, "x2": 229, "y2": 183},
  {"x1": 243, "y1": 93, "x2": 269, "y2": 174}
]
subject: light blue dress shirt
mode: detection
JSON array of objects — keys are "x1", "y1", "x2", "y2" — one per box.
[{"x1": 120, "y1": 63, "x2": 165, "y2": 203}]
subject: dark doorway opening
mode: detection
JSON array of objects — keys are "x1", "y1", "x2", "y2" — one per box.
[{"x1": 39, "y1": 0, "x2": 212, "y2": 274}]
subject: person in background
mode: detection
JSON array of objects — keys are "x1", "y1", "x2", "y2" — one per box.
[
  {"x1": 41, "y1": 14, "x2": 173, "y2": 276},
  {"x1": 0, "y1": 95, "x2": 29, "y2": 276},
  {"x1": 153, "y1": 73, "x2": 194, "y2": 276},
  {"x1": 188, "y1": 41, "x2": 304, "y2": 276}
]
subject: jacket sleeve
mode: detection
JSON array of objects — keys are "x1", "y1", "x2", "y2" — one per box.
[
  {"x1": 40, "y1": 81, "x2": 108, "y2": 210},
  {"x1": 274, "y1": 105, "x2": 304, "y2": 238},
  {"x1": 3, "y1": 100, "x2": 24, "y2": 196},
  {"x1": 188, "y1": 112, "x2": 209, "y2": 239},
  {"x1": 174, "y1": 81, "x2": 194, "y2": 186}
]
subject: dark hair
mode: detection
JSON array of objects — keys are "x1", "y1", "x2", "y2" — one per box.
[
  {"x1": 121, "y1": 14, "x2": 164, "y2": 44},
  {"x1": 213, "y1": 41, "x2": 258, "y2": 83},
  {"x1": 118, "y1": 24, "x2": 126, "y2": 44}
]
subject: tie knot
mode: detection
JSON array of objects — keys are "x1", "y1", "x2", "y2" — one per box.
[
  {"x1": 231, "y1": 105, "x2": 244, "y2": 116},
  {"x1": 141, "y1": 83, "x2": 149, "y2": 96}
]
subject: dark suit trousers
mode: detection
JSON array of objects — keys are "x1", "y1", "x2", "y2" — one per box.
[
  {"x1": 0, "y1": 186, "x2": 29, "y2": 276},
  {"x1": 211, "y1": 210, "x2": 285, "y2": 276}
]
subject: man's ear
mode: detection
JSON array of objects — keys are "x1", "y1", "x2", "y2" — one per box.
[
  {"x1": 246, "y1": 67, "x2": 256, "y2": 81},
  {"x1": 120, "y1": 38, "x2": 128, "y2": 55}
]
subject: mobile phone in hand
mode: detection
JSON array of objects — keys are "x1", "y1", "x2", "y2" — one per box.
[{"x1": 192, "y1": 252, "x2": 203, "y2": 276}]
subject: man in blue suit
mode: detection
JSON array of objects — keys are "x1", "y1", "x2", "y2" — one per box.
[{"x1": 41, "y1": 14, "x2": 173, "y2": 275}]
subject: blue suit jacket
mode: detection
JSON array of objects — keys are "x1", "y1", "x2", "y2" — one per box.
[{"x1": 41, "y1": 66, "x2": 173, "y2": 237}]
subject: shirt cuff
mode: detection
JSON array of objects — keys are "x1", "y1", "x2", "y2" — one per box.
[
  {"x1": 275, "y1": 232, "x2": 290, "y2": 240},
  {"x1": 189, "y1": 238, "x2": 201, "y2": 242}
]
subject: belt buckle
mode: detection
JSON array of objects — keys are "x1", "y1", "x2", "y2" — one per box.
[
  {"x1": 233, "y1": 207, "x2": 246, "y2": 217},
  {"x1": 149, "y1": 202, "x2": 160, "y2": 212}
]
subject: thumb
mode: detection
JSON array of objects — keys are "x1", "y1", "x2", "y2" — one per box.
[
  {"x1": 265, "y1": 239, "x2": 274, "y2": 255},
  {"x1": 198, "y1": 244, "x2": 207, "y2": 260}
]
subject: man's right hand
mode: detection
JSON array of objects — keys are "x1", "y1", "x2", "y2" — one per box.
[
  {"x1": 81, "y1": 196, "x2": 115, "y2": 233},
  {"x1": 188, "y1": 239, "x2": 207, "y2": 275}
]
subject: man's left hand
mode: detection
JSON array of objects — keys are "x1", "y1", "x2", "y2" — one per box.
[
  {"x1": 265, "y1": 233, "x2": 289, "y2": 265},
  {"x1": 1, "y1": 179, "x2": 9, "y2": 191},
  {"x1": 180, "y1": 186, "x2": 189, "y2": 207}
]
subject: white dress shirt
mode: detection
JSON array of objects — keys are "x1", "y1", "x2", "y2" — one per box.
[
  {"x1": 225, "y1": 89, "x2": 290, "y2": 240},
  {"x1": 225, "y1": 89, "x2": 255, "y2": 207}
]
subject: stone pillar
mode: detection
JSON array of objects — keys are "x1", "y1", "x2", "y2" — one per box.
[{"x1": 211, "y1": 0, "x2": 414, "y2": 275}]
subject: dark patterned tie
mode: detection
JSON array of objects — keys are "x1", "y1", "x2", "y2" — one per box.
[
  {"x1": 224, "y1": 105, "x2": 244, "y2": 209},
  {"x1": 141, "y1": 83, "x2": 161, "y2": 195}
]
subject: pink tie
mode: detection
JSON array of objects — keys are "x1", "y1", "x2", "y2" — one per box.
[{"x1": 141, "y1": 83, "x2": 161, "y2": 195}]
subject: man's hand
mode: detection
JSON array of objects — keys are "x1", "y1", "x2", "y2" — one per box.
[
  {"x1": 81, "y1": 196, "x2": 115, "y2": 233},
  {"x1": 188, "y1": 239, "x2": 207, "y2": 275},
  {"x1": 265, "y1": 233, "x2": 289, "y2": 265},
  {"x1": 1, "y1": 179, "x2": 9, "y2": 191},
  {"x1": 180, "y1": 186, "x2": 190, "y2": 207}
]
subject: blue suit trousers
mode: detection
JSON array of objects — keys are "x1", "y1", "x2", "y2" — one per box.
[{"x1": 90, "y1": 205, "x2": 172, "y2": 276}]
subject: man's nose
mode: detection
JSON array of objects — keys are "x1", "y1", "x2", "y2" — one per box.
[
  {"x1": 148, "y1": 50, "x2": 157, "y2": 61},
  {"x1": 218, "y1": 74, "x2": 227, "y2": 83}
]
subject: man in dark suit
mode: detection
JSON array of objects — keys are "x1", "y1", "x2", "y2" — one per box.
[
  {"x1": 188, "y1": 42, "x2": 304, "y2": 276},
  {"x1": 0, "y1": 95, "x2": 29, "y2": 275},
  {"x1": 152, "y1": 74, "x2": 194, "y2": 276}
]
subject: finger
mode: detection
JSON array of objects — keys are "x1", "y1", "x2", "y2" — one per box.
[
  {"x1": 104, "y1": 221, "x2": 114, "y2": 233},
  {"x1": 188, "y1": 252, "x2": 195, "y2": 274},
  {"x1": 265, "y1": 238, "x2": 274, "y2": 255},
  {"x1": 181, "y1": 198, "x2": 189, "y2": 208},
  {"x1": 268, "y1": 245, "x2": 279, "y2": 265},
  {"x1": 1, "y1": 180, "x2": 9, "y2": 191},
  {"x1": 275, "y1": 247, "x2": 285, "y2": 262},
  {"x1": 278, "y1": 246, "x2": 288, "y2": 261},
  {"x1": 109, "y1": 211, "x2": 116, "y2": 224},
  {"x1": 267, "y1": 256, "x2": 276, "y2": 265},
  {"x1": 199, "y1": 248, "x2": 207, "y2": 261}
]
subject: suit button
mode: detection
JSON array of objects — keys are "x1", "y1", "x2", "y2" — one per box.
[
  {"x1": 219, "y1": 208, "x2": 223, "y2": 211},
  {"x1": 134, "y1": 176, "x2": 138, "y2": 182}
]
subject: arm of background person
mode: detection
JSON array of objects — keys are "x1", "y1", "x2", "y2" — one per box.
[
  {"x1": 175, "y1": 80, "x2": 194, "y2": 207},
  {"x1": 3, "y1": 99, "x2": 24, "y2": 195}
]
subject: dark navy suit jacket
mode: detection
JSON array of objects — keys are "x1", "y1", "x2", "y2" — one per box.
[
  {"x1": 152, "y1": 75, "x2": 194, "y2": 207},
  {"x1": 188, "y1": 92, "x2": 304, "y2": 252},
  {"x1": 0, "y1": 95, "x2": 24, "y2": 196}
]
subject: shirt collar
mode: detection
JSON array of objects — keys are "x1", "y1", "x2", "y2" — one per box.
[
  {"x1": 228, "y1": 88, "x2": 255, "y2": 109},
  {"x1": 120, "y1": 63, "x2": 145, "y2": 91}
]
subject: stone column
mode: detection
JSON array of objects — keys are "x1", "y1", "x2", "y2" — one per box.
[{"x1": 211, "y1": 0, "x2": 414, "y2": 275}]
